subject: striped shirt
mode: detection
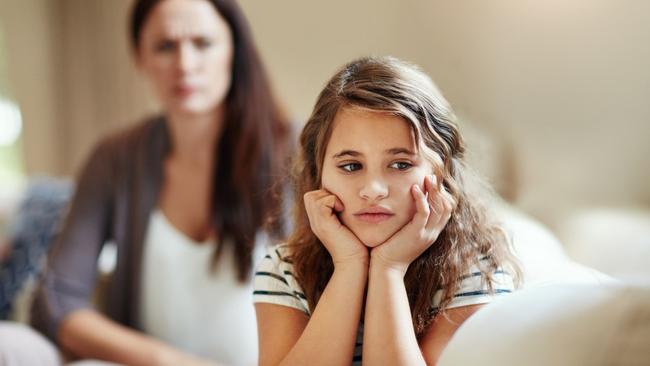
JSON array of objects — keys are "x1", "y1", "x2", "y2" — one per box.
[{"x1": 253, "y1": 244, "x2": 514, "y2": 365}]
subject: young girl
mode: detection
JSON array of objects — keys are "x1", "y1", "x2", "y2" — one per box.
[{"x1": 254, "y1": 56, "x2": 520, "y2": 365}]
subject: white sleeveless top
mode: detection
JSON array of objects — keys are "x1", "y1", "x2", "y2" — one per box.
[{"x1": 140, "y1": 209, "x2": 265, "y2": 366}]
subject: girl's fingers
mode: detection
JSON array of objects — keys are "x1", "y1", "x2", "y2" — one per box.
[
  {"x1": 411, "y1": 184, "x2": 430, "y2": 227},
  {"x1": 333, "y1": 196, "x2": 345, "y2": 213},
  {"x1": 305, "y1": 190, "x2": 336, "y2": 210},
  {"x1": 320, "y1": 194, "x2": 335, "y2": 208},
  {"x1": 304, "y1": 190, "x2": 334, "y2": 225},
  {"x1": 317, "y1": 193, "x2": 344, "y2": 212},
  {"x1": 424, "y1": 175, "x2": 441, "y2": 228},
  {"x1": 425, "y1": 175, "x2": 439, "y2": 205},
  {"x1": 311, "y1": 196, "x2": 333, "y2": 221},
  {"x1": 307, "y1": 189, "x2": 344, "y2": 211},
  {"x1": 304, "y1": 190, "x2": 345, "y2": 227},
  {"x1": 303, "y1": 191, "x2": 324, "y2": 214},
  {"x1": 304, "y1": 189, "x2": 329, "y2": 203},
  {"x1": 425, "y1": 175, "x2": 454, "y2": 231}
]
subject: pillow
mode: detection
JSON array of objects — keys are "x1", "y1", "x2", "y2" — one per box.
[
  {"x1": 438, "y1": 284, "x2": 650, "y2": 366},
  {"x1": 495, "y1": 202, "x2": 614, "y2": 288}
]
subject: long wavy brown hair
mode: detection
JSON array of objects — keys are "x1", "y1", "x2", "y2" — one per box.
[
  {"x1": 130, "y1": 0, "x2": 291, "y2": 281},
  {"x1": 288, "y1": 56, "x2": 521, "y2": 337}
]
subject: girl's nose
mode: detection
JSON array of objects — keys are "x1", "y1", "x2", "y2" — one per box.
[{"x1": 359, "y1": 178, "x2": 389, "y2": 202}]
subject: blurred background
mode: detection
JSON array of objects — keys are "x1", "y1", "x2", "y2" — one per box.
[{"x1": 0, "y1": 0, "x2": 648, "y2": 280}]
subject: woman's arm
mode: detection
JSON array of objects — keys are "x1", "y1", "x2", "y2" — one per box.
[
  {"x1": 32, "y1": 141, "x2": 215, "y2": 366},
  {"x1": 60, "y1": 310, "x2": 216, "y2": 366},
  {"x1": 30, "y1": 142, "x2": 114, "y2": 340},
  {"x1": 256, "y1": 260, "x2": 367, "y2": 366}
]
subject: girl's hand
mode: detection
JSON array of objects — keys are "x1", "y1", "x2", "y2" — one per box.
[
  {"x1": 304, "y1": 189, "x2": 369, "y2": 267},
  {"x1": 371, "y1": 175, "x2": 456, "y2": 275}
]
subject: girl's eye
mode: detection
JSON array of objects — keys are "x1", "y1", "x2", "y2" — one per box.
[
  {"x1": 390, "y1": 161, "x2": 412, "y2": 170},
  {"x1": 338, "y1": 162, "x2": 362, "y2": 173}
]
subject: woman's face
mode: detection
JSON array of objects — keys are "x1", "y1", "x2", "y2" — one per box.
[
  {"x1": 136, "y1": 0, "x2": 233, "y2": 117},
  {"x1": 321, "y1": 107, "x2": 435, "y2": 247}
]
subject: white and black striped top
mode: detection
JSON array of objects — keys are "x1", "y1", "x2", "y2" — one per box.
[{"x1": 254, "y1": 244, "x2": 514, "y2": 365}]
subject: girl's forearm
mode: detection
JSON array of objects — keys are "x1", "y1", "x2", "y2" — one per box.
[
  {"x1": 363, "y1": 257, "x2": 427, "y2": 366},
  {"x1": 280, "y1": 261, "x2": 367, "y2": 366}
]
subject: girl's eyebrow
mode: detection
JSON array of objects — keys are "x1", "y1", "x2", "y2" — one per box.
[
  {"x1": 386, "y1": 147, "x2": 415, "y2": 156},
  {"x1": 332, "y1": 148, "x2": 415, "y2": 159},
  {"x1": 332, "y1": 150, "x2": 361, "y2": 159}
]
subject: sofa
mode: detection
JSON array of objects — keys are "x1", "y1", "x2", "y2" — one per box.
[{"x1": 1, "y1": 172, "x2": 647, "y2": 366}]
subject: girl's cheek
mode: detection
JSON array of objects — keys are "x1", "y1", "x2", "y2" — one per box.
[
  {"x1": 320, "y1": 167, "x2": 336, "y2": 191},
  {"x1": 409, "y1": 168, "x2": 429, "y2": 188},
  {"x1": 321, "y1": 178, "x2": 338, "y2": 196},
  {"x1": 321, "y1": 174, "x2": 347, "y2": 202}
]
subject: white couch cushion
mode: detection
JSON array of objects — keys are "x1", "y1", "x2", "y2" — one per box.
[
  {"x1": 439, "y1": 284, "x2": 650, "y2": 366},
  {"x1": 496, "y1": 203, "x2": 614, "y2": 288}
]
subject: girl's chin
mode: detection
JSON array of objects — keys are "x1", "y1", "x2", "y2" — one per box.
[
  {"x1": 344, "y1": 221, "x2": 402, "y2": 248},
  {"x1": 356, "y1": 232, "x2": 394, "y2": 248},
  {"x1": 361, "y1": 241, "x2": 383, "y2": 248}
]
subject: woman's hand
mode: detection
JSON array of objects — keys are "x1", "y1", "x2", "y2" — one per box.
[
  {"x1": 304, "y1": 189, "x2": 369, "y2": 267},
  {"x1": 371, "y1": 175, "x2": 455, "y2": 275}
]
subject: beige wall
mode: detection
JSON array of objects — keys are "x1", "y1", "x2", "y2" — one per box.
[
  {"x1": 238, "y1": 0, "x2": 650, "y2": 227},
  {"x1": 56, "y1": 0, "x2": 155, "y2": 173},
  {"x1": 2, "y1": 0, "x2": 649, "y2": 229},
  {"x1": 1, "y1": 0, "x2": 153, "y2": 175},
  {"x1": 0, "y1": 0, "x2": 63, "y2": 174}
]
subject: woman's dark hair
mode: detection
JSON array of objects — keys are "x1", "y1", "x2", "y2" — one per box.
[{"x1": 130, "y1": 0, "x2": 291, "y2": 281}]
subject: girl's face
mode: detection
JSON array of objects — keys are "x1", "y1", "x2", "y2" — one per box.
[
  {"x1": 321, "y1": 107, "x2": 435, "y2": 247},
  {"x1": 136, "y1": 0, "x2": 233, "y2": 117}
]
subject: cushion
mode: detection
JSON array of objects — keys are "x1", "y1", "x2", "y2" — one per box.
[{"x1": 439, "y1": 284, "x2": 650, "y2": 366}]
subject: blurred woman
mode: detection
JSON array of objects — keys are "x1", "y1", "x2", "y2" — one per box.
[{"x1": 30, "y1": 0, "x2": 291, "y2": 365}]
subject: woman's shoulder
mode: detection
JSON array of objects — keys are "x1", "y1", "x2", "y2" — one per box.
[
  {"x1": 82, "y1": 116, "x2": 167, "y2": 169},
  {"x1": 96, "y1": 116, "x2": 165, "y2": 153}
]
